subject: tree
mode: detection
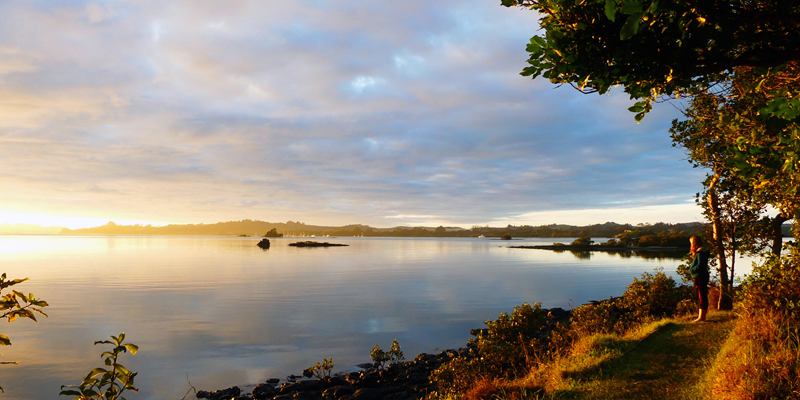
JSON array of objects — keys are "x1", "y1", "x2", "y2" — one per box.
[
  {"x1": 501, "y1": 0, "x2": 800, "y2": 119},
  {"x1": 504, "y1": 0, "x2": 800, "y2": 227}
]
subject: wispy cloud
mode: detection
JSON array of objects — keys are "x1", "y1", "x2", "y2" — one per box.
[{"x1": 0, "y1": 0, "x2": 704, "y2": 228}]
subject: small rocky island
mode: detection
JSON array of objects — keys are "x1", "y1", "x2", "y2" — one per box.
[
  {"x1": 289, "y1": 241, "x2": 349, "y2": 248},
  {"x1": 257, "y1": 239, "x2": 271, "y2": 249}
]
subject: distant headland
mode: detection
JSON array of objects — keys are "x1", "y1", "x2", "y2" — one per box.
[{"x1": 1, "y1": 219, "x2": 792, "y2": 238}]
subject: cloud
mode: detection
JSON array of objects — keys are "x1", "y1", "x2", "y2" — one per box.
[{"x1": 0, "y1": 0, "x2": 707, "y2": 227}]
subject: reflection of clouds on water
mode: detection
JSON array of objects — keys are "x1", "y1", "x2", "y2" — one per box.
[
  {"x1": 7, "y1": 236, "x2": 694, "y2": 400},
  {"x1": 364, "y1": 317, "x2": 406, "y2": 334}
]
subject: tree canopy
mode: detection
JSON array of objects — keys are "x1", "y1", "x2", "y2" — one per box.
[{"x1": 502, "y1": 0, "x2": 800, "y2": 119}]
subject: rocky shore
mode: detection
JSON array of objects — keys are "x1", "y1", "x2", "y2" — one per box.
[{"x1": 195, "y1": 308, "x2": 572, "y2": 400}]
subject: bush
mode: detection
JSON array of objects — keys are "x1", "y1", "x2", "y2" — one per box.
[
  {"x1": 60, "y1": 333, "x2": 138, "y2": 400},
  {"x1": 431, "y1": 303, "x2": 548, "y2": 396},
  {"x1": 371, "y1": 339, "x2": 404, "y2": 369},
  {"x1": 570, "y1": 237, "x2": 593, "y2": 246},
  {"x1": 617, "y1": 268, "x2": 688, "y2": 323},
  {"x1": 740, "y1": 254, "x2": 800, "y2": 322},
  {"x1": 570, "y1": 301, "x2": 622, "y2": 336},
  {"x1": 303, "y1": 357, "x2": 333, "y2": 379}
]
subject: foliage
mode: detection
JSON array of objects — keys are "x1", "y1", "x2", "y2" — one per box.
[
  {"x1": 671, "y1": 63, "x2": 800, "y2": 224},
  {"x1": 0, "y1": 274, "x2": 48, "y2": 393},
  {"x1": 502, "y1": 0, "x2": 800, "y2": 121},
  {"x1": 617, "y1": 268, "x2": 688, "y2": 322},
  {"x1": 471, "y1": 302, "x2": 548, "y2": 375},
  {"x1": 370, "y1": 339, "x2": 404, "y2": 369},
  {"x1": 569, "y1": 237, "x2": 593, "y2": 246},
  {"x1": 60, "y1": 333, "x2": 139, "y2": 400},
  {"x1": 263, "y1": 228, "x2": 283, "y2": 237},
  {"x1": 303, "y1": 357, "x2": 333, "y2": 379},
  {"x1": 430, "y1": 303, "x2": 548, "y2": 396},
  {"x1": 570, "y1": 301, "x2": 621, "y2": 337},
  {"x1": 740, "y1": 253, "x2": 800, "y2": 323}
]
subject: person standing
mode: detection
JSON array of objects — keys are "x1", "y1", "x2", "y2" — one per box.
[{"x1": 688, "y1": 236, "x2": 711, "y2": 322}]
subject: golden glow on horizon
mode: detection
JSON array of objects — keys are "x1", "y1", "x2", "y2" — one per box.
[{"x1": 0, "y1": 211, "x2": 164, "y2": 230}]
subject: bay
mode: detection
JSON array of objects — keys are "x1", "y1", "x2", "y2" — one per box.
[{"x1": 2, "y1": 235, "x2": 697, "y2": 399}]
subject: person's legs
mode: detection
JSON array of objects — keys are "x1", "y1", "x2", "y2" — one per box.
[{"x1": 693, "y1": 277, "x2": 709, "y2": 322}]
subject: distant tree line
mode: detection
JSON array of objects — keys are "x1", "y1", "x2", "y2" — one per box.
[{"x1": 54, "y1": 219, "x2": 788, "y2": 240}]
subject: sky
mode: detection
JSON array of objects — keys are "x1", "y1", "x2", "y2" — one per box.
[{"x1": 0, "y1": 0, "x2": 708, "y2": 230}]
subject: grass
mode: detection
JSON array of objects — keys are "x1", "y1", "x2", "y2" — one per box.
[
  {"x1": 697, "y1": 308, "x2": 800, "y2": 399},
  {"x1": 485, "y1": 311, "x2": 736, "y2": 400}
]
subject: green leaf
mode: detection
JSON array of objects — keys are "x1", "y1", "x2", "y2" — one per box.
[
  {"x1": 124, "y1": 343, "x2": 139, "y2": 355},
  {"x1": 86, "y1": 367, "x2": 108, "y2": 379},
  {"x1": 620, "y1": 12, "x2": 643, "y2": 40},
  {"x1": 620, "y1": 0, "x2": 642, "y2": 14},
  {"x1": 604, "y1": 0, "x2": 616, "y2": 21}
]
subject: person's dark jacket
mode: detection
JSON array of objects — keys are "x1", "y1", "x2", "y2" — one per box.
[{"x1": 688, "y1": 249, "x2": 710, "y2": 279}]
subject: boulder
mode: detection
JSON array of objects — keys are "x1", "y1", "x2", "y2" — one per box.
[
  {"x1": 257, "y1": 238, "x2": 271, "y2": 249},
  {"x1": 252, "y1": 383, "x2": 276, "y2": 400}
]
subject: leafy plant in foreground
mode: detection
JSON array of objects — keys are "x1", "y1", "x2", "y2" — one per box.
[
  {"x1": 303, "y1": 357, "x2": 333, "y2": 379},
  {"x1": 371, "y1": 339, "x2": 404, "y2": 369},
  {"x1": 0, "y1": 273, "x2": 48, "y2": 392},
  {"x1": 60, "y1": 333, "x2": 139, "y2": 400}
]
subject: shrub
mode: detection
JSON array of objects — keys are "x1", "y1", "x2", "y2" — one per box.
[
  {"x1": 570, "y1": 237, "x2": 593, "y2": 246},
  {"x1": 371, "y1": 339, "x2": 404, "y2": 369},
  {"x1": 60, "y1": 333, "x2": 138, "y2": 400},
  {"x1": 303, "y1": 357, "x2": 333, "y2": 379},
  {"x1": 431, "y1": 303, "x2": 548, "y2": 396},
  {"x1": 740, "y1": 254, "x2": 800, "y2": 322},
  {"x1": 570, "y1": 301, "x2": 622, "y2": 336},
  {"x1": 617, "y1": 268, "x2": 688, "y2": 323}
]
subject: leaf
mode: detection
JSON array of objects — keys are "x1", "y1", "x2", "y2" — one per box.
[
  {"x1": 620, "y1": 12, "x2": 643, "y2": 40},
  {"x1": 620, "y1": 0, "x2": 642, "y2": 14},
  {"x1": 124, "y1": 343, "x2": 139, "y2": 355},
  {"x1": 86, "y1": 367, "x2": 108, "y2": 379},
  {"x1": 604, "y1": 0, "x2": 616, "y2": 21},
  {"x1": 0, "y1": 335, "x2": 10, "y2": 346}
]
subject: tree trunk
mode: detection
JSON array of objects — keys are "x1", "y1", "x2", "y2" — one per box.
[
  {"x1": 770, "y1": 214, "x2": 789, "y2": 257},
  {"x1": 707, "y1": 176, "x2": 734, "y2": 310}
]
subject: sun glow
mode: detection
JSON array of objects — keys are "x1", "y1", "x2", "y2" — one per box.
[{"x1": 0, "y1": 211, "x2": 165, "y2": 230}]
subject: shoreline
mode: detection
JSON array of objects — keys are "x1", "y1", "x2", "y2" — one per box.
[{"x1": 196, "y1": 306, "x2": 574, "y2": 400}]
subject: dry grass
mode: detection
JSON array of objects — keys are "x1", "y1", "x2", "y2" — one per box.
[
  {"x1": 698, "y1": 308, "x2": 800, "y2": 399},
  {"x1": 475, "y1": 312, "x2": 736, "y2": 400}
]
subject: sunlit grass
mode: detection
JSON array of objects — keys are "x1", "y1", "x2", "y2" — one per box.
[
  {"x1": 465, "y1": 313, "x2": 737, "y2": 400},
  {"x1": 696, "y1": 307, "x2": 800, "y2": 399}
]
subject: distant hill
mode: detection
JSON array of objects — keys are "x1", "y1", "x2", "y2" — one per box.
[
  {"x1": 57, "y1": 219, "x2": 723, "y2": 239},
  {"x1": 0, "y1": 223, "x2": 65, "y2": 235}
]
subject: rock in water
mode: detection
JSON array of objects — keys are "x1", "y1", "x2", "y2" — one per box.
[{"x1": 257, "y1": 238, "x2": 271, "y2": 249}]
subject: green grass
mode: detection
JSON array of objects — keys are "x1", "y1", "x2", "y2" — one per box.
[{"x1": 500, "y1": 311, "x2": 736, "y2": 400}]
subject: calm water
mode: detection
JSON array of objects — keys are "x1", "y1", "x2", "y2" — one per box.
[{"x1": 2, "y1": 235, "x2": 698, "y2": 399}]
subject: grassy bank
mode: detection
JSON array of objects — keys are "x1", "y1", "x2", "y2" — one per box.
[
  {"x1": 500, "y1": 312, "x2": 735, "y2": 400},
  {"x1": 426, "y1": 253, "x2": 800, "y2": 400}
]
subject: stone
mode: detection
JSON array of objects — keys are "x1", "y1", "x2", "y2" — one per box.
[
  {"x1": 196, "y1": 386, "x2": 240, "y2": 400},
  {"x1": 322, "y1": 385, "x2": 356, "y2": 399},
  {"x1": 351, "y1": 388, "x2": 382, "y2": 400},
  {"x1": 252, "y1": 383, "x2": 276, "y2": 400},
  {"x1": 257, "y1": 238, "x2": 271, "y2": 249}
]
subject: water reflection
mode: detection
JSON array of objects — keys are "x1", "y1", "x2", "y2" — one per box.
[{"x1": 1, "y1": 236, "x2": 696, "y2": 400}]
